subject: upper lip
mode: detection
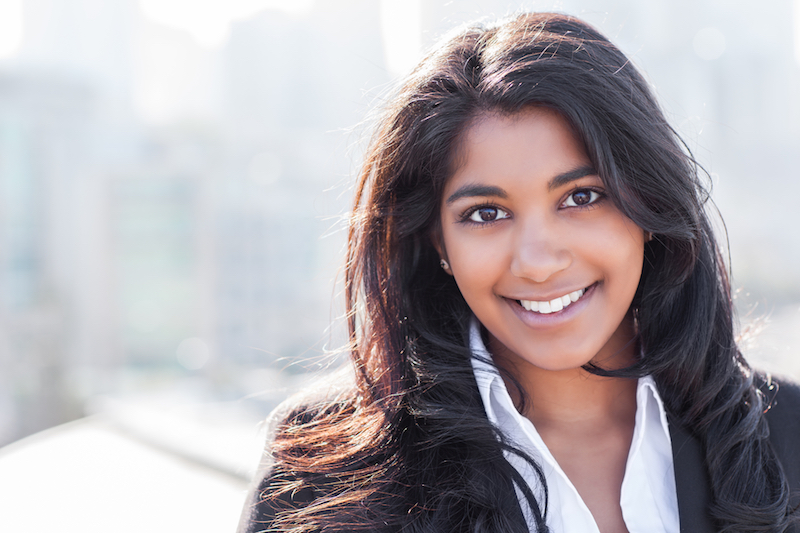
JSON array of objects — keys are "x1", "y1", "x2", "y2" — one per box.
[{"x1": 505, "y1": 284, "x2": 592, "y2": 302}]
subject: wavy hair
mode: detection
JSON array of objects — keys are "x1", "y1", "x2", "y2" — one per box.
[{"x1": 265, "y1": 12, "x2": 795, "y2": 532}]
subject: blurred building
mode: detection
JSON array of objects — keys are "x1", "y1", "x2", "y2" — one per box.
[
  {"x1": 0, "y1": 0, "x2": 392, "y2": 445},
  {"x1": 215, "y1": 2, "x2": 388, "y2": 369},
  {"x1": 0, "y1": 72, "x2": 95, "y2": 443}
]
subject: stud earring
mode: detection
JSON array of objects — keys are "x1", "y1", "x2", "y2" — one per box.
[{"x1": 440, "y1": 258, "x2": 450, "y2": 271}]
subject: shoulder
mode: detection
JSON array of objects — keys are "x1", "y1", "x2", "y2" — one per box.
[
  {"x1": 236, "y1": 368, "x2": 359, "y2": 533},
  {"x1": 760, "y1": 374, "x2": 800, "y2": 493},
  {"x1": 760, "y1": 373, "x2": 800, "y2": 435}
]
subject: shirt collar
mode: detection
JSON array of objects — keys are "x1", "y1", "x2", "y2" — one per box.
[{"x1": 468, "y1": 318, "x2": 678, "y2": 532}]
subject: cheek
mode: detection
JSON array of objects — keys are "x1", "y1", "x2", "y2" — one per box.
[
  {"x1": 589, "y1": 217, "x2": 645, "y2": 290},
  {"x1": 443, "y1": 231, "x2": 511, "y2": 291}
]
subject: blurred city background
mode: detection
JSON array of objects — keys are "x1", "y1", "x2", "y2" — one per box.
[{"x1": 0, "y1": 0, "x2": 798, "y2": 531}]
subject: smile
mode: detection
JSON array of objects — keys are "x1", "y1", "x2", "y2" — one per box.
[{"x1": 517, "y1": 287, "x2": 587, "y2": 314}]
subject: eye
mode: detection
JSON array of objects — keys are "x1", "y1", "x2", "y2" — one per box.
[
  {"x1": 562, "y1": 189, "x2": 602, "y2": 208},
  {"x1": 467, "y1": 206, "x2": 510, "y2": 223}
]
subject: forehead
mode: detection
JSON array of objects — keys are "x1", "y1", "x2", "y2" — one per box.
[{"x1": 445, "y1": 107, "x2": 592, "y2": 193}]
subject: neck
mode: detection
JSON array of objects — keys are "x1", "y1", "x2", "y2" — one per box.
[{"x1": 516, "y1": 368, "x2": 637, "y2": 432}]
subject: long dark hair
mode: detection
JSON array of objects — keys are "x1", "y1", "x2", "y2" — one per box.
[{"x1": 266, "y1": 12, "x2": 794, "y2": 532}]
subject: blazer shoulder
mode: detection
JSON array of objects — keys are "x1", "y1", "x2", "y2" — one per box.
[
  {"x1": 759, "y1": 372, "x2": 800, "y2": 512},
  {"x1": 760, "y1": 373, "x2": 800, "y2": 431}
]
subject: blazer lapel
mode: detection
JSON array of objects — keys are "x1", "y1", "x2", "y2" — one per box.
[{"x1": 669, "y1": 423, "x2": 716, "y2": 532}]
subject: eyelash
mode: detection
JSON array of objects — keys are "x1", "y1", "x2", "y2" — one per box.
[
  {"x1": 456, "y1": 187, "x2": 606, "y2": 226},
  {"x1": 457, "y1": 203, "x2": 509, "y2": 226},
  {"x1": 561, "y1": 187, "x2": 606, "y2": 209}
]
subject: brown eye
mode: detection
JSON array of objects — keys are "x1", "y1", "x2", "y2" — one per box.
[
  {"x1": 468, "y1": 206, "x2": 510, "y2": 223},
  {"x1": 563, "y1": 189, "x2": 601, "y2": 207}
]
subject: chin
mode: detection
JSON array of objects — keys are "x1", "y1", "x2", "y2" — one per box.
[{"x1": 502, "y1": 347, "x2": 597, "y2": 374}]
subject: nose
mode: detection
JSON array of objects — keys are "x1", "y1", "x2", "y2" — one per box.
[{"x1": 509, "y1": 220, "x2": 572, "y2": 283}]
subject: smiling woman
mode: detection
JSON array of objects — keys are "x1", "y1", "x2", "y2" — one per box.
[
  {"x1": 437, "y1": 108, "x2": 645, "y2": 378},
  {"x1": 238, "y1": 12, "x2": 800, "y2": 533}
]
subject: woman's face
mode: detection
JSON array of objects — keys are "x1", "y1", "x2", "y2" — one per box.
[{"x1": 436, "y1": 107, "x2": 645, "y2": 372}]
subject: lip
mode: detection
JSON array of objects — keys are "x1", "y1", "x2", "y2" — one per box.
[
  {"x1": 511, "y1": 286, "x2": 587, "y2": 305},
  {"x1": 504, "y1": 282, "x2": 597, "y2": 327}
]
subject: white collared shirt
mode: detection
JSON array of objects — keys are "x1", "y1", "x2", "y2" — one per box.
[{"x1": 469, "y1": 321, "x2": 680, "y2": 533}]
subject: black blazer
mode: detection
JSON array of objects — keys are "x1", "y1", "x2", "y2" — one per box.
[
  {"x1": 239, "y1": 377, "x2": 800, "y2": 533},
  {"x1": 670, "y1": 377, "x2": 800, "y2": 532}
]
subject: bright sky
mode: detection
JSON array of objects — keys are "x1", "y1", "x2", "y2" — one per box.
[
  {"x1": 0, "y1": 0, "x2": 23, "y2": 59},
  {"x1": 380, "y1": 0, "x2": 422, "y2": 77},
  {"x1": 139, "y1": 0, "x2": 314, "y2": 48},
  {"x1": 795, "y1": 0, "x2": 800, "y2": 64},
  {"x1": 0, "y1": 0, "x2": 314, "y2": 58}
]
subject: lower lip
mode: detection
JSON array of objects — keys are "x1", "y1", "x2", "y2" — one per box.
[{"x1": 504, "y1": 283, "x2": 597, "y2": 328}]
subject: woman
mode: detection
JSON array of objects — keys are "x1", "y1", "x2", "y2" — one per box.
[{"x1": 238, "y1": 12, "x2": 800, "y2": 533}]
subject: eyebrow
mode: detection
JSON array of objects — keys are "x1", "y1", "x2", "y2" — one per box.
[
  {"x1": 445, "y1": 165, "x2": 598, "y2": 205},
  {"x1": 445, "y1": 185, "x2": 507, "y2": 204},
  {"x1": 547, "y1": 165, "x2": 597, "y2": 191}
]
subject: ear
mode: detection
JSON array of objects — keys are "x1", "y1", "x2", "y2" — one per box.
[{"x1": 429, "y1": 229, "x2": 453, "y2": 276}]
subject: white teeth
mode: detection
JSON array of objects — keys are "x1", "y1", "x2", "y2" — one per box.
[{"x1": 519, "y1": 288, "x2": 586, "y2": 314}]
